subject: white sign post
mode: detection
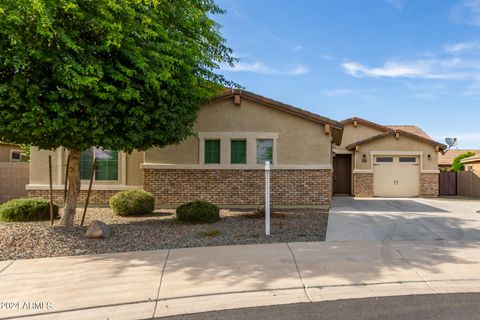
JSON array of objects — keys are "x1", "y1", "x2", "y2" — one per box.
[{"x1": 265, "y1": 160, "x2": 270, "y2": 236}]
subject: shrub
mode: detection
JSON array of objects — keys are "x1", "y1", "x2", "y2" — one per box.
[
  {"x1": 109, "y1": 190, "x2": 155, "y2": 216},
  {"x1": 176, "y1": 201, "x2": 220, "y2": 223},
  {"x1": 451, "y1": 152, "x2": 476, "y2": 172},
  {"x1": 0, "y1": 198, "x2": 59, "y2": 222}
]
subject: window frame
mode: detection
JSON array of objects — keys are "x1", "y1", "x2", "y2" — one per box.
[
  {"x1": 256, "y1": 139, "x2": 274, "y2": 165},
  {"x1": 9, "y1": 150, "x2": 24, "y2": 162},
  {"x1": 79, "y1": 147, "x2": 120, "y2": 182},
  {"x1": 399, "y1": 157, "x2": 417, "y2": 163},
  {"x1": 204, "y1": 139, "x2": 221, "y2": 164},
  {"x1": 375, "y1": 157, "x2": 394, "y2": 163},
  {"x1": 230, "y1": 139, "x2": 247, "y2": 164}
]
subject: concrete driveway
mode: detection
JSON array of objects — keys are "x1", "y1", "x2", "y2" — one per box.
[{"x1": 326, "y1": 197, "x2": 480, "y2": 242}]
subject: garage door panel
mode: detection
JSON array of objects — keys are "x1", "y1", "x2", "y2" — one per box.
[{"x1": 373, "y1": 156, "x2": 419, "y2": 197}]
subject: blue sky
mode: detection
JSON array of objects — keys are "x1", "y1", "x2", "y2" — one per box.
[{"x1": 215, "y1": 0, "x2": 480, "y2": 149}]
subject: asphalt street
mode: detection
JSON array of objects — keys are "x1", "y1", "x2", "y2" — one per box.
[{"x1": 159, "y1": 293, "x2": 480, "y2": 320}]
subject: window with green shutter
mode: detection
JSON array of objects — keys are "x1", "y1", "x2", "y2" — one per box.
[
  {"x1": 95, "y1": 149, "x2": 118, "y2": 180},
  {"x1": 79, "y1": 149, "x2": 94, "y2": 180},
  {"x1": 205, "y1": 140, "x2": 220, "y2": 164},
  {"x1": 79, "y1": 148, "x2": 118, "y2": 180},
  {"x1": 231, "y1": 140, "x2": 246, "y2": 164}
]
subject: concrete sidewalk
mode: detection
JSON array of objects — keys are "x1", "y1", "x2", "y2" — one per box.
[{"x1": 2, "y1": 240, "x2": 480, "y2": 319}]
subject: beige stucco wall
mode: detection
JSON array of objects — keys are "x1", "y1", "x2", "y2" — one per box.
[
  {"x1": 336, "y1": 123, "x2": 384, "y2": 150},
  {"x1": 29, "y1": 147, "x2": 143, "y2": 186},
  {"x1": 0, "y1": 144, "x2": 21, "y2": 162},
  {"x1": 146, "y1": 97, "x2": 333, "y2": 165},
  {"x1": 354, "y1": 135, "x2": 439, "y2": 171},
  {"x1": 464, "y1": 162, "x2": 480, "y2": 172}
]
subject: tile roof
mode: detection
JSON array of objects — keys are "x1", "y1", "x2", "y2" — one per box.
[
  {"x1": 461, "y1": 154, "x2": 480, "y2": 164},
  {"x1": 439, "y1": 149, "x2": 480, "y2": 166},
  {"x1": 386, "y1": 125, "x2": 431, "y2": 139},
  {"x1": 346, "y1": 129, "x2": 447, "y2": 151}
]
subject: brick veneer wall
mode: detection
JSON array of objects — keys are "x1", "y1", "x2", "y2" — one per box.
[
  {"x1": 27, "y1": 189, "x2": 119, "y2": 205},
  {"x1": 143, "y1": 169, "x2": 332, "y2": 206},
  {"x1": 420, "y1": 173, "x2": 439, "y2": 197},
  {"x1": 353, "y1": 173, "x2": 373, "y2": 197}
]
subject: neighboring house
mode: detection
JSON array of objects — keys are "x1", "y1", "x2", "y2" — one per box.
[
  {"x1": 462, "y1": 154, "x2": 480, "y2": 172},
  {"x1": 458, "y1": 155, "x2": 480, "y2": 197},
  {"x1": 438, "y1": 149, "x2": 480, "y2": 171},
  {"x1": 333, "y1": 117, "x2": 446, "y2": 198},
  {"x1": 27, "y1": 90, "x2": 343, "y2": 208},
  {"x1": 0, "y1": 142, "x2": 29, "y2": 203},
  {"x1": 0, "y1": 142, "x2": 25, "y2": 162}
]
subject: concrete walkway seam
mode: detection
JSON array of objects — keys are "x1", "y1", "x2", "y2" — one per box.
[
  {"x1": 394, "y1": 248, "x2": 439, "y2": 293},
  {"x1": 153, "y1": 248, "x2": 171, "y2": 319},
  {"x1": 0, "y1": 261, "x2": 15, "y2": 274},
  {"x1": 286, "y1": 243, "x2": 313, "y2": 302}
]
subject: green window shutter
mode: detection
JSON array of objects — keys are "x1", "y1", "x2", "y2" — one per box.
[
  {"x1": 79, "y1": 149, "x2": 93, "y2": 180},
  {"x1": 205, "y1": 140, "x2": 220, "y2": 164},
  {"x1": 95, "y1": 149, "x2": 118, "y2": 180},
  {"x1": 231, "y1": 140, "x2": 246, "y2": 164}
]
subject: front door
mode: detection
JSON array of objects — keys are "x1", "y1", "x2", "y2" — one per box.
[{"x1": 333, "y1": 154, "x2": 352, "y2": 195}]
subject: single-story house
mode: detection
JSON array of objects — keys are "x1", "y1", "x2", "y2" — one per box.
[
  {"x1": 27, "y1": 91, "x2": 447, "y2": 206},
  {"x1": 462, "y1": 155, "x2": 480, "y2": 172},
  {"x1": 333, "y1": 117, "x2": 446, "y2": 197},
  {"x1": 458, "y1": 155, "x2": 480, "y2": 197},
  {"x1": 27, "y1": 90, "x2": 343, "y2": 208},
  {"x1": 0, "y1": 142, "x2": 25, "y2": 162},
  {"x1": 438, "y1": 149, "x2": 479, "y2": 171}
]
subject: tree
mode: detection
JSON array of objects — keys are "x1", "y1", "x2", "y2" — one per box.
[
  {"x1": 451, "y1": 152, "x2": 475, "y2": 172},
  {"x1": 0, "y1": 0, "x2": 236, "y2": 226}
]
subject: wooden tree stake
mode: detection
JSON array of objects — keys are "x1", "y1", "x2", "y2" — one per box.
[
  {"x1": 48, "y1": 155, "x2": 54, "y2": 226},
  {"x1": 64, "y1": 153, "x2": 70, "y2": 204},
  {"x1": 80, "y1": 158, "x2": 96, "y2": 226}
]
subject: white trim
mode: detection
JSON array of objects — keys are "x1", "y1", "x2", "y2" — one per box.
[
  {"x1": 353, "y1": 169, "x2": 439, "y2": 174},
  {"x1": 140, "y1": 163, "x2": 332, "y2": 170},
  {"x1": 121, "y1": 152, "x2": 127, "y2": 185},
  {"x1": 198, "y1": 132, "x2": 279, "y2": 166},
  {"x1": 26, "y1": 184, "x2": 142, "y2": 191},
  {"x1": 421, "y1": 170, "x2": 440, "y2": 174},
  {"x1": 333, "y1": 149, "x2": 354, "y2": 155},
  {"x1": 353, "y1": 169, "x2": 373, "y2": 174},
  {"x1": 370, "y1": 151, "x2": 424, "y2": 155}
]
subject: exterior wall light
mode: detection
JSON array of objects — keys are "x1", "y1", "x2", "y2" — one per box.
[{"x1": 362, "y1": 154, "x2": 367, "y2": 163}]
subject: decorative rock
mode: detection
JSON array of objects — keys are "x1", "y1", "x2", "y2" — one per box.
[{"x1": 85, "y1": 220, "x2": 111, "y2": 239}]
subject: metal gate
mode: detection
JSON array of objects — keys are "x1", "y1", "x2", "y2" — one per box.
[{"x1": 439, "y1": 172, "x2": 457, "y2": 196}]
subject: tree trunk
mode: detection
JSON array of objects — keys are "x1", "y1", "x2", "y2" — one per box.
[{"x1": 59, "y1": 149, "x2": 81, "y2": 227}]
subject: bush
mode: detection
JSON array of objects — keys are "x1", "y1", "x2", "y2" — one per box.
[
  {"x1": 0, "y1": 198, "x2": 59, "y2": 222},
  {"x1": 176, "y1": 201, "x2": 220, "y2": 223},
  {"x1": 451, "y1": 152, "x2": 476, "y2": 172},
  {"x1": 109, "y1": 190, "x2": 155, "y2": 216}
]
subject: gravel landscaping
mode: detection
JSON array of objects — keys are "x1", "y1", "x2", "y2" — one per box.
[{"x1": 0, "y1": 208, "x2": 328, "y2": 260}]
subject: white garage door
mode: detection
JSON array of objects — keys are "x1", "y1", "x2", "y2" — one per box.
[{"x1": 373, "y1": 156, "x2": 420, "y2": 197}]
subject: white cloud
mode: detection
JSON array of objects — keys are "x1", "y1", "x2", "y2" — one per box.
[
  {"x1": 293, "y1": 45, "x2": 303, "y2": 53},
  {"x1": 386, "y1": 0, "x2": 408, "y2": 10},
  {"x1": 321, "y1": 89, "x2": 353, "y2": 97},
  {"x1": 341, "y1": 59, "x2": 471, "y2": 80},
  {"x1": 445, "y1": 40, "x2": 480, "y2": 52},
  {"x1": 321, "y1": 54, "x2": 333, "y2": 61},
  {"x1": 451, "y1": 0, "x2": 480, "y2": 26},
  {"x1": 287, "y1": 64, "x2": 309, "y2": 75},
  {"x1": 222, "y1": 61, "x2": 275, "y2": 74},
  {"x1": 222, "y1": 61, "x2": 309, "y2": 76}
]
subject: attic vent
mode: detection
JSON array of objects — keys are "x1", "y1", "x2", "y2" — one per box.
[{"x1": 234, "y1": 95, "x2": 241, "y2": 106}]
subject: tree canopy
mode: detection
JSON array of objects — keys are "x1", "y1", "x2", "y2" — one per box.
[
  {"x1": 451, "y1": 152, "x2": 475, "y2": 172},
  {"x1": 0, "y1": 0, "x2": 236, "y2": 152}
]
